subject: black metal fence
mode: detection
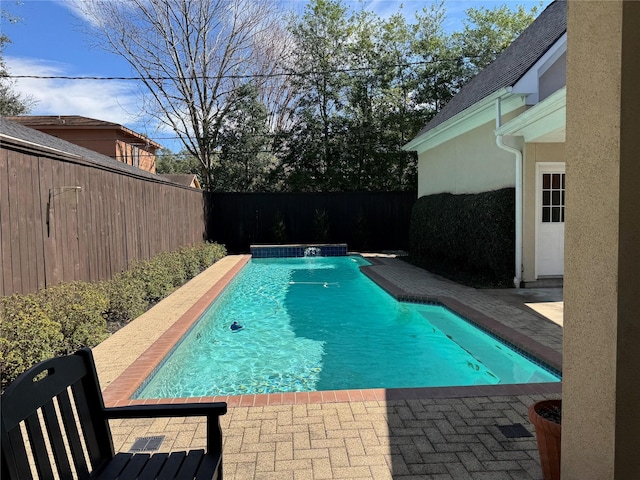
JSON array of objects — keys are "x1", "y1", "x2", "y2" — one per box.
[{"x1": 205, "y1": 191, "x2": 417, "y2": 253}]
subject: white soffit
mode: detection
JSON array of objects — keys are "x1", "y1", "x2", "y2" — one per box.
[
  {"x1": 403, "y1": 88, "x2": 527, "y2": 154},
  {"x1": 495, "y1": 87, "x2": 566, "y2": 143}
]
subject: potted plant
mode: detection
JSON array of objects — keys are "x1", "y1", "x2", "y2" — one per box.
[{"x1": 528, "y1": 399, "x2": 562, "y2": 480}]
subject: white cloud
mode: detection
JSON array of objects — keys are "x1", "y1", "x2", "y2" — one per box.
[
  {"x1": 52, "y1": 0, "x2": 93, "y2": 23},
  {"x1": 52, "y1": 0, "x2": 119, "y2": 28},
  {"x1": 8, "y1": 56, "x2": 141, "y2": 124},
  {"x1": 355, "y1": 0, "x2": 405, "y2": 19}
]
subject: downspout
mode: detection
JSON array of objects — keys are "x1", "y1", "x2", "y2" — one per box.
[{"x1": 495, "y1": 97, "x2": 523, "y2": 288}]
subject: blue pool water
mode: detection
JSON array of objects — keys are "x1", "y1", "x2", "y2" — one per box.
[{"x1": 135, "y1": 256, "x2": 559, "y2": 398}]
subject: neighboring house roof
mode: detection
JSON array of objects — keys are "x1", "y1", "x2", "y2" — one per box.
[
  {"x1": 0, "y1": 117, "x2": 163, "y2": 182},
  {"x1": 160, "y1": 174, "x2": 201, "y2": 189},
  {"x1": 4, "y1": 115, "x2": 162, "y2": 150},
  {"x1": 415, "y1": 0, "x2": 566, "y2": 138}
]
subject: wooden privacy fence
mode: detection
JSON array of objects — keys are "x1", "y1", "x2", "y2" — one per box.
[
  {"x1": 0, "y1": 136, "x2": 205, "y2": 297},
  {"x1": 1, "y1": 120, "x2": 418, "y2": 296},
  {"x1": 205, "y1": 191, "x2": 417, "y2": 253}
]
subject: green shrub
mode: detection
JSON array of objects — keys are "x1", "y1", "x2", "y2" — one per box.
[
  {"x1": 38, "y1": 282, "x2": 109, "y2": 354},
  {"x1": 179, "y1": 245, "x2": 202, "y2": 280},
  {"x1": 195, "y1": 242, "x2": 227, "y2": 270},
  {"x1": 409, "y1": 188, "x2": 515, "y2": 286},
  {"x1": 155, "y1": 250, "x2": 187, "y2": 288},
  {"x1": 0, "y1": 294, "x2": 63, "y2": 390},
  {"x1": 129, "y1": 259, "x2": 174, "y2": 304},
  {"x1": 0, "y1": 241, "x2": 227, "y2": 389},
  {"x1": 103, "y1": 270, "x2": 148, "y2": 330}
]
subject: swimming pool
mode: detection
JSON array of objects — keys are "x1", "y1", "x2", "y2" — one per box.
[{"x1": 134, "y1": 256, "x2": 560, "y2": 399}]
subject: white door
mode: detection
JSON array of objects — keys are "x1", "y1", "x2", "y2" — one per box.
[{"x1": 536, "y1": 163, "x2": 565, "y2": 277}]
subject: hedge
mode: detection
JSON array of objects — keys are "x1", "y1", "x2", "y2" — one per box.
[
  {"x1": 0, "y1": 242, "x2": 226, "y2": 390},
  {"x1": 409, "y1": 188, "x2": 515, "y2": 286}
]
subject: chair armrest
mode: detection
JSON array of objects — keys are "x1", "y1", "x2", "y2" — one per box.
[
  {"x1": 102, "y1": 402, "x2": 227, "y2": 419},
  {"x1": 103, "y1": 402, "x2": 227, "y2": 454}
]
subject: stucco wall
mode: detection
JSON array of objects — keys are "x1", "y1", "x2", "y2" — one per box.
[
  {"x1": 417, "y1": 116, "x2": 521, "y2": 197},
  {"x1": 522, "y1": 142, "x2": 565, "y2": 282},
  {"x1": 563, "y1": 1, "x2": 640, "y2": 478}
]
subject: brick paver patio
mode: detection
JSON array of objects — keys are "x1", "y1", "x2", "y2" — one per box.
[{"x1": 93, "y1": 254, "x2": 563, "y2": 480}]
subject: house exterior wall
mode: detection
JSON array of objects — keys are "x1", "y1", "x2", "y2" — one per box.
[
  {"x1": 539, "y1": 51, "x2": 566, "y2": 102},
  {"x1": 115, "y1": 139, "x2": 157, "y2": 173},
  {"x1": 28, "y1": 127, "x2": 157, "y2": 174},
  {"x1": 35, "y1": 127, "x2": 117, "y2": 158},
  {"x1": 417, "y1": 118, "x2": 520, "y2": 197},
  {"x1": 563, "y1": 1, "x2": 640, "y2": 477},
  {"x1": 522, "y1": 142, "x2": 565, "y2": 282}
]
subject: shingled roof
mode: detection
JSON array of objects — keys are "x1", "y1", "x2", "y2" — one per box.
[
  {"x1": 160, "y1": 174, "x2": 201, "y2": 189},
  {"x1": 4, "y1": 115, "x2": 122, "y2": 128},
  {"x1": 415, "y1": 0, "x2": 566, "y2": 137},
  {"x1": 4, "y1": 115, "x2": 162, "y2": 149}
]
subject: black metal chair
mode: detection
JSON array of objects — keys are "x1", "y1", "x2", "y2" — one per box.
[{"x1": 1, "y1": 347, "x2": 227, "y2": 479}]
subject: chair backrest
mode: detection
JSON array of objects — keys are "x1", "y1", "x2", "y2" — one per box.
[{"x1": 1, "y1": 348, "x2": 114, "y2": 479}]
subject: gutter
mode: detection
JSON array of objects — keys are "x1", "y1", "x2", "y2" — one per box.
[{"x1": 495, "y1": 98, "x2": 523, "y2": 288}]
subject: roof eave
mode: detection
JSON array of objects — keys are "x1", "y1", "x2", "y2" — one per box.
[
  {"x1": 495, "y1": 87, "x2": 566, "y2": 142},
  {"x1": 403, "y1": 88, "x2": 527, "y2": 154}
]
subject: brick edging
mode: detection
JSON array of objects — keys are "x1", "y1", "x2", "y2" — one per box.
[
  {"x1": 360, "y1": 264, "x2": 562, "y2": 373},
  {"x1": 104, "y1": 255, "x2": 562, "y2": 407},
  {"x1": 102, "y1": 255, "x2": 251, "y2": 406}
]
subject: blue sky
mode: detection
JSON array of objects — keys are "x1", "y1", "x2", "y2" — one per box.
[{"x1": 2, "y1": 0, "x2": 549, "y2": 152}]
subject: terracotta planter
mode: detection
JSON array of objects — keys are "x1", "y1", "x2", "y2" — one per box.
[{"x1": 528, "y1": 399, "x2": 562, "y2": 480}]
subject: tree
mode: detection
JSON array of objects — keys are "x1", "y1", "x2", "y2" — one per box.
[
  {"x1": 77, "y1": 0, "x2": 288, "y2": 190},
  {"x1": 282, "y1": 0, "x2": 353, "y2": 191},
  {"x1": 410, "y1": 2, "x2": 462, "y2": 117},
  {"x1": 280, "y1": 0, "x2": 425, "y2": 192},
  {"x1": 453, "y1": 4, "x2": 540, "y2": 85},
  {"x1": 213, "y1": 82, "x2": 276, "y2": 191},
  {"x1": 0, "y1": 8, "x2": 36, "y2": 116},
  {"x1": 156, "y1": 149, "x2": 201, "y2": 177}
]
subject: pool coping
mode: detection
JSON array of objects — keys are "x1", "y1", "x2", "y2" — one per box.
[{"x1": 101, "y1": 255, "x2": 562, "y2": 407}]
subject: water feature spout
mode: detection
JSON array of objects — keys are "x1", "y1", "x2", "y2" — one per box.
[{"x1": 304, "y1": 247, "x2": 322, "y2": 257}]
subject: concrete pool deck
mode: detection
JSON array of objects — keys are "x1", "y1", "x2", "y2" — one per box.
[{"x1": 93, "y1": 254, "x2": 563, "y2": 479}]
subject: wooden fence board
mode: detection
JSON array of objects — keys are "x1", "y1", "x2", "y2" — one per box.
[
  {"x1": 83, "y1": 166, "x2": 97, "y2": 282},
  {"x1": 113, "y1": 174, "x2": 126, "y2": 275},
  {"x1": 75, "y1": 167, "x2": 89, "y2": 282},
  {"x1": 135, "y1": 179, "x2": 146, "y2": 259},
  {"x1": 107, "y1": 174, "x2": 118, "y2": 277},
  {"x1": 31, "y1": 154, "x2": 46, "y2": 291},
  {"x1": 122, "y1": 178, "x2": 134, "y2": 265},
  {"x1": 8, "y1": 152, "x2": 23, "y2": 293},
  {"x1": 49, "y1": 158, "x2": 66, "y2": 285},
  {"x1": 0, "y1": 149, "x2": 11, "y2": 295},
  {"x1": 98, "y1": 170, "x2": 111, "y2": 280},
  {"x1": 38, "y1": 158, "x2": 54, "y2": 289},
  {"x1": 137, "y1": 180, "x2": 149, "y2": 260},
  {"x1": 20, "y1": 152, "x2": 39, "y2": 293},
  {"x1": 66, "y1": 162, "x2": 82, "y2": 280}
]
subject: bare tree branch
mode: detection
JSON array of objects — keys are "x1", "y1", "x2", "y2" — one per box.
[{"x1": 76, "y1": 0, "x2": 287, "y2": 189}]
